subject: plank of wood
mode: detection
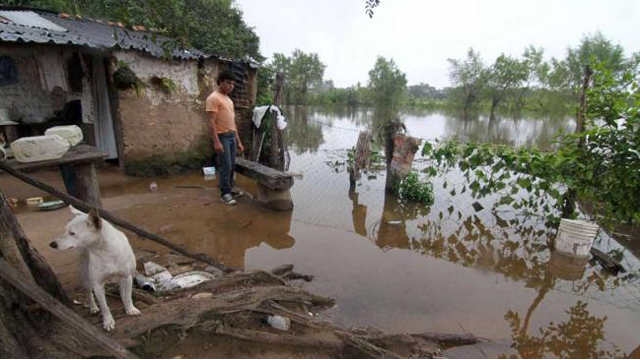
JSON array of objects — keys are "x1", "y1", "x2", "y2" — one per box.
[
  {"x1": 3, "y1": 144, "x2": 107, "y2": 172},
  {"x1": 235, "y1": 157, "x2": 293, "y2": 191},
  {"x1": 0, "y1": 258, "x2": 137, "y2": 359}
]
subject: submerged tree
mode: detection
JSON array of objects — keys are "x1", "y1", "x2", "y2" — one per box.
[
  {"x1": 448, "y1": 48, "x2": 488, "y2": 112},
  {"x1": 368, "y1": 56, "x2": 407, "y2": 109},
  {"x1": 270, "y1": 49, "x2": 326, "y2": 105},
  {"x1": 486, "y1": 54, "x2": 528, "y2": 116}
]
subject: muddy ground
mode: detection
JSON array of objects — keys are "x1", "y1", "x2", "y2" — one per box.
[{"x1": 2, "y1": 165, "x2": 474, "y2": 358}]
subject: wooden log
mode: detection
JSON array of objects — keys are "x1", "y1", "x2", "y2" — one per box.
[
  {"x1": 0, "y1": 162, "x2": 235, "y2": 274},
  {"x1": 0, "y1": 193, "x2": 34, "y2": 281},
  {"x1": 235, "y1": 157, "x2": 294, "y2": 191},
  {"x1": 0, "y1": 193, "x2": 70, "y2": 305},
  {"x1": 0, "y1": 258, "x2": 137, "y2": 359},
  {"x1": 74, "y1": 163, "x2": 102, "y2": 207}
]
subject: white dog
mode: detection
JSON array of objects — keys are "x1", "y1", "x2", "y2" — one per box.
[{"x1": 50, "y1": 206, "x2": 140, "y2": 331}]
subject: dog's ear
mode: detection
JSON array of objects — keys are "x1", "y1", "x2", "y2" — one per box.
[
  {"x1": 69, "y1": 205, "x2": 84, "y2": 216},
  {"x1": 88, "y1": 208, "x2": 102, "y2": 230}
]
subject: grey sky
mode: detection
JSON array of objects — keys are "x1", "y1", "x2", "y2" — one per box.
[{"x1": 235, "y1": 0, "x2": 639, "y2": 89}]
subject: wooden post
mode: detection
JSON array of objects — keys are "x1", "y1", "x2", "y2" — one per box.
[
  {"x1": 74, "y1": 163, "x2": 102, "y2": 207},
  {"x1": 349, "y1": 130, "x2": 372, "y2": 186}
]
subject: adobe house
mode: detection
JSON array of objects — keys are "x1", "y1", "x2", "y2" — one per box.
[{"x1": 0, "y1": 6, "x2": 258, "y2": 176}]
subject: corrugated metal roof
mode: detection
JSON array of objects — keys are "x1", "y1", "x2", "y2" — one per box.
[
  {"x1": 0, "y1": 8, "x2": 211, "y2": 60},
  {"x1": 0, "y1": 10, "x2": 67, "y2": 32}
]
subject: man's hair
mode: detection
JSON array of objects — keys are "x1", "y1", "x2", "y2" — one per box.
[{"x1": 217, "y1": 70, "x2": 235, "y2": 85}]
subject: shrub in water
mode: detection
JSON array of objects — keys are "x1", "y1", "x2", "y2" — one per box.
[{"x1": 394, "y1": 172, "x2": 434, "y2": 205}]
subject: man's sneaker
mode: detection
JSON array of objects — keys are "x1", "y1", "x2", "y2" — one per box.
[
  {"x1": 231, "y1": 189, "x2": 244, "y2": 198},
  {"x1": 220, "y1": 193, "x2": 237, "y2": 205}
]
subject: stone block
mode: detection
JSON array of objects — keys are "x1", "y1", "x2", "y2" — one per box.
[
  {"x1": 45, "y1": 125, "x2": 84, "y2": 146},
  {"x1": 10, "y1": 135, "x2": 70, "y2": 163}
]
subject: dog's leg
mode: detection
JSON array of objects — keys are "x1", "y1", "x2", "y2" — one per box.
[
  {"x1": 93, "y1": 284, "x2": 115, "y2": 331},
  {"x1": 119, "y1": 275, "x2": 141, "y2": 316},
  {"x1": 88, "y1": 289, "x2": 99, "y2": 314},
  {"x1": 81, "y1": 251, "x2": 99, "y2": 313}
]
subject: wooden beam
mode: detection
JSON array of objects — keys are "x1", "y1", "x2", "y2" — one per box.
[
  {"x1": 235, "y1": 157, "x2": 293, "y2": 191},
  {"x1": 0, "y1": 258, "x2": 137, "y2": 359}
]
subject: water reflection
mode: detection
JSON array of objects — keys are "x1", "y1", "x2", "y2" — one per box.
[
  {"x1": 505, "y1": 300, "x2": 623, "y2": 358},
  {"x1": 286, "y1": 107, "x2": 324, "y2": 154},
  {"x1": 284, "y1": 106, "x2": 575, "y2": 152},
  {"x1": 108, "y1": 173, "x2": 297, "y2": 269},
  {"x1": 348, "y1": 184, "x2": 367, "y2": 237}
]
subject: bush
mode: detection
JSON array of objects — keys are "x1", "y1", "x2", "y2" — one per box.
[{"x1": 394, "y1": 172, "x2": 435, "y2": 205}]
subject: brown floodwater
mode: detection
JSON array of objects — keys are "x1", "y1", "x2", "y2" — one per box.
[{"x1": 8, "y1": 107, "x2": 640, "y2": 358}]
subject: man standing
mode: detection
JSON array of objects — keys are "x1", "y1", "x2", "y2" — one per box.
[{"x1": 206, "y1": 70, "x2": 244, "y2": 205}]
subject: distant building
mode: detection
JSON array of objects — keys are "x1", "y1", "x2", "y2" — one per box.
[{"x1": 0, "y1": 6, "x2": 257, "y2": 175}]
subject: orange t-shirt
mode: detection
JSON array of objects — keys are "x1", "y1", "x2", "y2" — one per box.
[{"x1": 205, "y1": 91, "x2": 236, "y2": 134}]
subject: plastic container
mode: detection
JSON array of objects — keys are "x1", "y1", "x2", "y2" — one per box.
[
  {"x1": 554, "y1": 219, "x2": 599, "y2": 258},
  {"x1": 266, "y1": 315, "x2": 290, "y2": 331},
  {"x1": 26, "y1": 197, "x2": 44, "y2": 206}
]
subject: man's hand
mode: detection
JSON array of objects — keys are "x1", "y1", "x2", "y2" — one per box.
[
  {"x1": 214, "y1": 141, "x2": 224, "y2": 154},
  {"x1": 237, "y1": 142, "x2": 244, "y2": 153}
]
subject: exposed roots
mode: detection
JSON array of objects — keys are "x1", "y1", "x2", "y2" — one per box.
[{"x1": 100, "y1": 268, "x2": 481, "y2": 358}]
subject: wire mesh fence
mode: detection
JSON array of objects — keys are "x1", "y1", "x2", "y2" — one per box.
[{"x1": 282, "y1": 106, "x2": 640, "y2": 312}]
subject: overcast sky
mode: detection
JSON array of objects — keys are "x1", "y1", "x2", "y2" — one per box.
[{"x1": 235, "y1": 0, "x2": 639, "y2": 89}]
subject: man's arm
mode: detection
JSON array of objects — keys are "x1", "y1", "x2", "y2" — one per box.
[
  {"x1": 235, "y1": 131, "x2": 244, "y2": 153},
  {"x1": 208, "y1": 111, "x2": 224, "y2": 153}
]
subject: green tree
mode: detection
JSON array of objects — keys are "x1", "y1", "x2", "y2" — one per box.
[
  {"x1": 548, "y1": 32, "x2": 638, "y2": 103},
  {"x1": 486, "y1": 54, "x2": 528, "y2": 115},
  {"x1": 514, "y1": 46, "x2": 548, "y2": 111},
  {"x1": 5, "y1": 0, "x2": 263, "y2": 61},
  {"x1": 367, "y1": 56, "x2": 407, "y2": 109},
  {"x1": 448, "y1": 48, "x2": 488, "y2": 112},
  {"x1": 270, "y1": 49, "x2": 326, "y2": 105}
]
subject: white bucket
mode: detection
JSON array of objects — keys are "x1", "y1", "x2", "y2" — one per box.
[{"x1": 554, "y1": 219, "x2": 599, "y2": 258}]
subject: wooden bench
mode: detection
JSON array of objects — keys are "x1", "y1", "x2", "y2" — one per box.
[{"x1": 234, "y1": 157, "x2": 294, "y2": 211}]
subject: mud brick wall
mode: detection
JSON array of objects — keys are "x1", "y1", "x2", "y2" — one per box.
[{"x1": 111, "y1": 50, "x2": 257, "y2": 175}]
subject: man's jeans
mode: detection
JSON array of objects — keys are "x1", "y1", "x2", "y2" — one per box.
[{"x1": 216, "y1": 133, "x2": 237, "y2": 196}]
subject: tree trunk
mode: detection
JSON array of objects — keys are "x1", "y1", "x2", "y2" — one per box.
[{"x1": 0, "y1": 192, "x2": 70, "y2": 305}]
